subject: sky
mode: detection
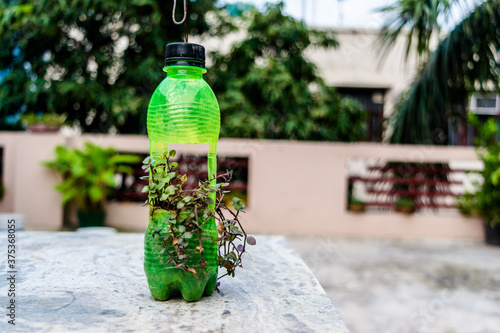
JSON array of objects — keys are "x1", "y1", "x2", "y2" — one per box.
[{"x1": 222, "y1": 0, "x2": 481, "y2": 28}]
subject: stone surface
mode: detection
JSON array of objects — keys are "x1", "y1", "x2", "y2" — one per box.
[
  {"x1": 0, "y1": 232, "x2": 347, "y2": 333},
  {"x1": 288, "y1": 236, "x2": 500, "y2": 333}
]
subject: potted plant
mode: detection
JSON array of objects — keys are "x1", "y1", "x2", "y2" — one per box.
[
  {"x1": 22, "y1": 113, "x2": 67, "y2": 132},
  {"x1": 395, "y1": 197, "x2": 416, "y2": 214},
  {"x1": 44, "y1": 142, "x2": 139, "y2": 227},
  {"x1": 143, "y1": 150, "x2": 255, "y2": 301},
  {"x1": 349, "y1": 198, "x2": 366, "y2": 212},
  {"x1": 457, "y1": 114, "x2": 500, "y2": 245}
]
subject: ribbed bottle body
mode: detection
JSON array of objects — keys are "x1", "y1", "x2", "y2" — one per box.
[
  {"x1": 147, "y1": 67, "x2": 220, "y2": 157},
  {"x1": 144, "y1": 66, "x2": 221, "y2": 301}
]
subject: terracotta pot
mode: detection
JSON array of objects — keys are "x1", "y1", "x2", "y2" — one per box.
[
  {"x1": 395, "y1": 205, "x2": 416, "y2": 214},
  {"x1": 27, "y1": 124, "x2": 60, "y2": 132},
  {"x1": 349, "y1": 203, "x2": 366, "y2": 213}
]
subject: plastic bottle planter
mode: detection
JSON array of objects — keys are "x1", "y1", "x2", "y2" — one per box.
[
  {"x1": 144, "y1": 43, "x2": 221, "y2": 301},
  {"x1": 144, "y1": 210, "x2": 218, "y2": 301}
]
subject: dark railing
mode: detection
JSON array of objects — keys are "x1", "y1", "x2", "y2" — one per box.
[{"x1": 348, "y1": 162, "x2": 469, "y2": 212}]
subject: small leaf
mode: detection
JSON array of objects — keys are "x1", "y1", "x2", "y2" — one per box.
[
  {"x1": 169, "y1": 150, "x2": 176, "y2": 158},
  {"x1": 187, "y1": 267, "x2": 197, "y2": 275},
  {"x1": 166, "y1": 185, "x2": 176, "y2": 195},
  {"x1": 171, "y1": 162, "x2": 178, "y2": 168},
  {"x1": 142, "y1": 186, "x2": 149, "y2": 193},
  {"x1": 228, "y1": 252, "x2": 237, "y2": 261},
  {"x1": 142, "y1": 156, "x2": 151, "y2": 164},
  {"x1": 183, "y1": 232, "x2": 193, "y2": 239},
  {"x1": 247, "y1": 236, "x2": 256, "y2": 246},
  {"x1": 177, "y1": 201, "x2": 185, "y2": 209},
  {"x1": 237, "y1": 244, "x2": 244, "y2": 252}
]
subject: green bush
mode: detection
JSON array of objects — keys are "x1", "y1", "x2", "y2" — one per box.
[
  {"x1": 457, "y1": 114, "x2": 500, "y2": 226},
  {"x1": 44, "y1": 142, "x2": 139, "y2": 212},
  {"x1": 207, "y1": 3, "x2": 367, "y2": 142}
]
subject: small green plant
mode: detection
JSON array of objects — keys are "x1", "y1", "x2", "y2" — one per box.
[
  {"x1": 142, "y1": 150, "x2": 255, "y2": 282},
  {"x1": 348, "y1": 198, "x2": 366, "y2": 212},
  {"x1": 44, "y1": 142, "x2": 139, "y2": 212},
  {"x1": 457, "y1": 192, "x2": 477, "y2": 217},
  {"x1": 350, "y1": 198, "x2": 365, "y2": 205},
  {"x1": 395, "y1": 197, "x2": 416, "y2": 213},
  {"x1": 22, "y1": 113, "x2": 67, "y2": 126},
  {"x1": 457, "y1": 114, "x2": 500, "y2": 227}
]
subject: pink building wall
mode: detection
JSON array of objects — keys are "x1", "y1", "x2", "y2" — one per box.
[{"x1": 0, "y1": 132, "x2": 483, "y2": 238}]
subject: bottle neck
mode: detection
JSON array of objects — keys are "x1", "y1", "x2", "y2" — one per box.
[{"x1": 164, "y1": 66, "x2": 206, "y2": 79}]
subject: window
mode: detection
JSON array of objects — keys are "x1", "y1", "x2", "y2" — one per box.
[{"x1": 336, "y1": 87, "x2": 386, "y2": 142}]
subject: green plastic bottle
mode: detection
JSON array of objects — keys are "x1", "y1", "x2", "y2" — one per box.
[{"x1": 144, "y1": 43, "x2": 220, "y2": 301}]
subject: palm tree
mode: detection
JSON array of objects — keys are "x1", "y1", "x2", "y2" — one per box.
[
  {"x1": 380, "y1": 0, "x2": 500, "y2": 144},
  {"x1": 379, "y1": 0, "x2": 456, "y2": 63},
  {"x1": 373, "y1": 1, "x2": 500, "y2": 212}
]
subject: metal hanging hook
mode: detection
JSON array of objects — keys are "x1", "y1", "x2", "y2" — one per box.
[{"x1": 172, "y1": 0, "x2": 187, "y2": 25}]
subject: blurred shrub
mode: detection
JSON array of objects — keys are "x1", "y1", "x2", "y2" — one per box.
[
  {"x1": 457, "y1": 114, "x2": 500, "y2": 226},
  {"x1": 207, "y1": 2, "x2": 367, "y2": 142},
  {"x1": 0, "y1": 0, "x2": 232, "y2": 132},
  {"x1": 43, "y1": 142, "x2": 140, "y2": 212}
]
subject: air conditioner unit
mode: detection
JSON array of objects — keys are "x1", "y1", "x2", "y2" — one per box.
[{"x1": 469, "y1": 93, "x2": 500, "y2": 115}]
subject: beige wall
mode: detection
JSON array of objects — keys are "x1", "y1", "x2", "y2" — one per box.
[
  {"x1": 0, "y1": 132, "x2": 483, "y2": 239},
  {"x1": 0, "y1": 132, "x2": 66, "y2": 229},
  {"x1": 195, "y1": 28, "x2": 419, "y2": 119},
  {"x1": 308, "y1": 28, "x2": 417, "y2": 89},
  {"x1": 307, "y1": 28, "x2": 418, "y2": 118}
]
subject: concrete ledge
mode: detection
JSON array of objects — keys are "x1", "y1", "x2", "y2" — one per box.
[{"x1": 5, "y1": 232, "x2": 348, "y2": 332}]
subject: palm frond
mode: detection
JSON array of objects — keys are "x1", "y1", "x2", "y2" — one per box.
[
  {"x1": 390, "y1": 0, "x2": 500, "y2": 144},
  {"x1": 378, "y1": 0, "x2": 458, "y2": 62}
]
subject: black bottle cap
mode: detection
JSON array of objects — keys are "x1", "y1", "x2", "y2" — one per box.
[{"x1": 164, "y1": 42, "x2": 205, "y2": 69}]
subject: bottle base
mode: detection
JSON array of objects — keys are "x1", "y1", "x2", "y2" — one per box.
[{"x1": 144, "y1": 265, "x2": 218, "y2": 302}]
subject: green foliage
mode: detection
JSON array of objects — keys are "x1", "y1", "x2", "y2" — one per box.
[
  {"x1": 207, "y1": 2, "x2": 367, "y2": 142},
  {"x1": 44, "y1": 142, "x2": 140, "y2": 212},
  {"x1": 379, "y1": 0, "x2": 456, "y2": 62},
  {"x1": 396, "y1": 197, "x2": 416, "y2": 209},
  {"x1": 457, "y1": 114, "x2": 500, "y2": 226},
  {"x1": 349, "y1": 198, "x2": 365, "y2": 205},
  {"x1": 387, "y1": 0, "x2": 500, "y2": 144},
  {"x1": 0, "y1": 0, "x2": 233, "y2": 132},
  {"x1": 143, "y1": 150, "x2": 254, "y2": 278},
  {"x1": 21, "y1": 112, "x2": 67, "y2": 126}
]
